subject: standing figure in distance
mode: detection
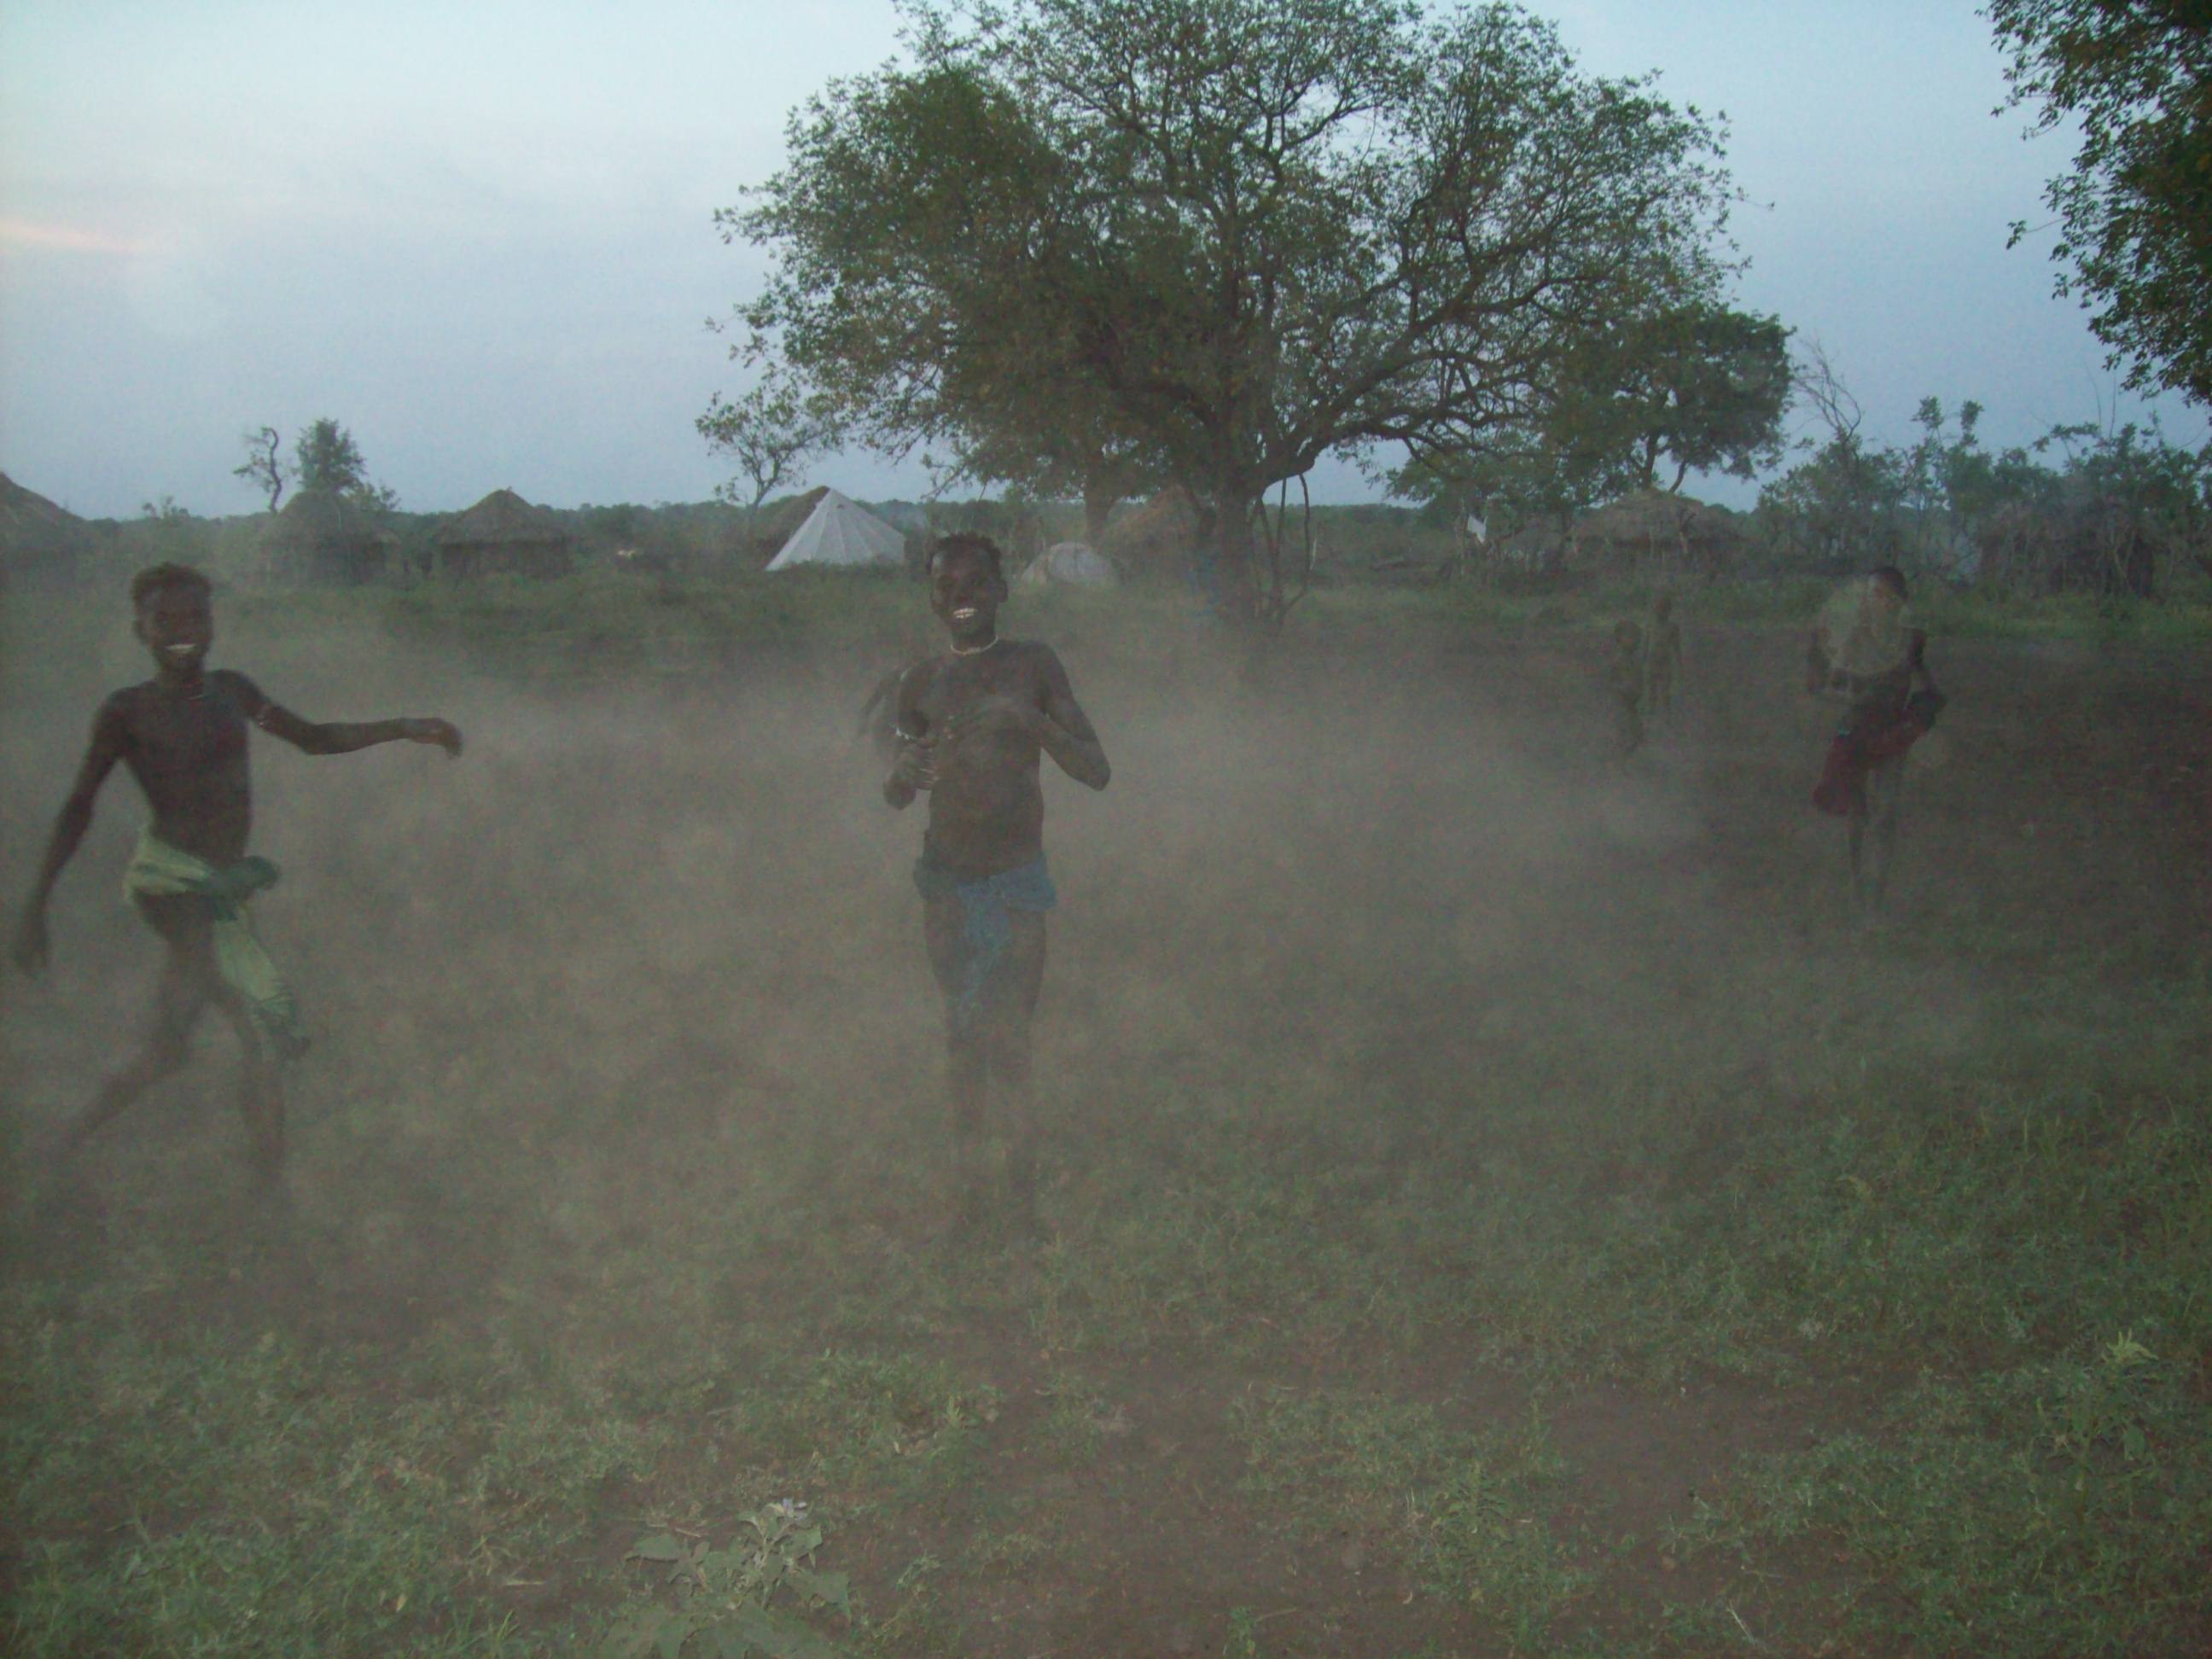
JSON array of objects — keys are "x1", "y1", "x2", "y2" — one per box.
[
  {"x1": 11, "y1": 563, "x2": 463, "y2": 1191},
  {"x1": 1807, "y1": 565, "x2": 1944, "y2": 917},
  {"x1": 1604, "y1": 619, "x2": 1647, "y2": 758},
  {"x1": 883, "y1": 534, "x2": 1110, "y2": 1236},
  {"x1": 1644, "y1": 591, "x2": 1683, "y2": 718}
]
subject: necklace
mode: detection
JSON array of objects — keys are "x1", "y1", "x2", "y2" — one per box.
[{"x1": 951, "y1": 635, "x2": 1002, "y2": 657}]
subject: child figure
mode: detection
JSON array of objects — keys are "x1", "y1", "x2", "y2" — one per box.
[
  {"x1": 883, "y1": 534, "x2": 1109, "y2": 1235},
  {"x1": 1605, "y1": 619, "x2": 1646, "y2": 757},
  {"x1": 12, "y1": 564, "x2": 463, "y2": 1189},
  {"x1": 1644, "y1": 591, "x2": 1682, "y2": 716}
]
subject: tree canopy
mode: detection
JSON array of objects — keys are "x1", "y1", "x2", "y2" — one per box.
[
  {"x1": 294, "y1": 418, "x2": 370, "y2": 496},
  {"x1": 1990, "y1": 0, "x2": 2212, "y2": 403},
  {"x1": 1394, "y1": 300, "x2": 1790, "y2": 540},
  {"x1": 733, "y1": 0, "x2": 1739, "y2": 612}
]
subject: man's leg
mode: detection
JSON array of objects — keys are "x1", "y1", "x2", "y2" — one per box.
[
  {"x1": 56, "y1": 945, "x2": 204, "y2": 1163},
  {"x1": 205, "y1": 986, "x2": 283, "y2": 1188},
  {"x1": 923, "y1": 892, "x2": 989, "y2": 1227},
  {"x1": 1864, "y1": 754, "x2": 1907, "y2": 911},
  {"x1": 980, "y1": 914, "x2": 1049, "y2": 1232}
]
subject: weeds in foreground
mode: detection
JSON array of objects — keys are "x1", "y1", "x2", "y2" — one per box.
[
  {"x1": 1233, "y1": 1389, "x2": 1592, "y2": 1652},
  {"x1": 603, "y1": 1502, "x2": 853, "y2": 1659}
]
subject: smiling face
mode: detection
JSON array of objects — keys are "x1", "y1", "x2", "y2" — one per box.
[
  {"x1": 929, "y1": 543, "x2": 1005, "y2": 649},
  {"x1": 134, "y1": 582, "x2": 214, "y2": 688}
]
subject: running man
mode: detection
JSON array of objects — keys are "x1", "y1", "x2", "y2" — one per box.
[{"x1": 883, "y1": 534, "x2": 1109, "y2": 1235}]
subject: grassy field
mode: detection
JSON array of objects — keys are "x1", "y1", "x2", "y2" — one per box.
[{"x1": 3, "y1": 573, "x2": 2209, "y2": 1656}]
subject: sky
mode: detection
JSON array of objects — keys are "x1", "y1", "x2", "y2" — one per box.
[{"x1": 2, "y1": 0, "x2": 2203, "y2": 521}]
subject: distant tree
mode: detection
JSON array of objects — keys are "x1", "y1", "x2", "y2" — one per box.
[
  {"x1": 1393, "y1": 301, "x2": 1789, "y2": 565},
  {"x1": 233, "y1": 425, "x2": 288, "y2": 512},
  {"x1": 1989, "y1": 0, "x2": 2212, "y2": 402},
  {"x1": 696, "y1": 372, "x2": 837, "y2": 548},
  {"x1": 1753, "y1": 345, "x2": 1910, "y2": 573},
  {"x1": 1610, "y1": 304, "x2": 1793, "y2": 491},
  {"x1": 294, "y1": 418, "x2": 369, "y2": 495},
  {"x1": 737, "y1": 0, "x2": 1738, "y2": 620},
  {"x1": 135, "y1": 494, "x2": 204, "y2": 564}
]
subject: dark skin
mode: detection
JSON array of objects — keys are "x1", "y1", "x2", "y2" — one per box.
[
  {"x1": 885, "y1": 544, "x2": 1108, "y2": 1228},
  {"x1": 12, "y1": 581, "x2": 462, "y2": 1185}
]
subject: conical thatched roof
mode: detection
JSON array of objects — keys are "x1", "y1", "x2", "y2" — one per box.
[
  {"x1": 1098, "y1": 485, "x2": 1202, "y2": 573},
  {"x1": 1577, "y1": 489, "x2": 1743, "y2": 550},
  {"x1": 261, "y1": 488, "x2": 386, "y2": 550},
  {"x1": 1, "y1": 472, "x2": 95, "y2": 585},
  {"x1": 435, "y1": 487, "x2": 570, "y2": 549},
  {"x1": 257, "y1": 489, "x2": 393, "y2": 585},
  {"x1": 431, "y1": 487, "x2": 574, "y2": 579}
]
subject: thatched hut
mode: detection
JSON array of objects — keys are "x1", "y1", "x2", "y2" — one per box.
[
  {"x1": 1098, "y1": 485, "x2": 1203, "y2": 577},
  {"x1": 434, "y1": 488, "x2": 575, "y2": 579},
  {"x1": 0, "y1": 472, "x2": 96, "y2": 589},
  {"x1": 1575, "y1": 490, "x2": 1745, "y2": 578},
  {"x1": 1973, "y1": 500, "x2": 2158, "y2": 598},
  {"x1": 259, "y1": 489, "x2": 393, "y2": 585}
]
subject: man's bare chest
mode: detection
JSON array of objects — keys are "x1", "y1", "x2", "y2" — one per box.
[
  {"x1": 917, "y1": 653, "x2": 1039, "y2": 726},
  {"x1": 127, "y1": 693, "x2": 249, "y2": 781}
]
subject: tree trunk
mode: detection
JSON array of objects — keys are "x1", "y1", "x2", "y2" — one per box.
[
  {"x1": 1213, "y1": 480, "x2": 1258, "y2": 615},
  {"x1": 1082, "y1": 480, "x2": 1119, "y2": 548}
]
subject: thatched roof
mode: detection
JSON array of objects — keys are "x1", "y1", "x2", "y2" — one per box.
[
  {"x1": 260, "y1": 488, "x2": 389, "y2": 550},
  {"x1": 1, "y1": 471, "x2": 95, "y2": 573},
  {"x1": 1576, "y1": 489, "x2": 1744, "y2": 551},
  {"x1": 258, "y1": 488, "x2": 393, "y2": 584},
  {"x1": 436, "y1": 487, "x2": 570, "y2": 549},
  {"x1": 1098, "y1": 485, "x2": 1202, "y2": 571}
]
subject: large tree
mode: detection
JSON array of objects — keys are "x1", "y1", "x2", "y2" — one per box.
[
  {"x1": 736, "y1": 0, "x2": 1737, "y2": 614},
  {"x1": 1989, "y1": 0, "x2": 2212, "y2": 403}
]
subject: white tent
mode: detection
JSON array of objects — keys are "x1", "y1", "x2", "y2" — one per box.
[
  {"x1": 1018, "y1": 541, "x2": 1121, "y2": 588},
  {"x1": 764, "y1": 489, "x2": 907, "y2": 571}
]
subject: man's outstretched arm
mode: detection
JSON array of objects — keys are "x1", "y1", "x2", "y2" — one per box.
[
  {"x1": 13, "y1": 702, "x2": 125, "y2": 973},
  {"x1": 243, "y1": 681, "x2": 462, "y2": 757}
]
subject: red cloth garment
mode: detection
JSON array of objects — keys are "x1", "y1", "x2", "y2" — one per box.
[
  {"x1": 1810, "y1": 690, "x2": 1943, "y2": 817},
  {"x1": 1812, "y1": 732, "x2": 1866, "y2": 816}
]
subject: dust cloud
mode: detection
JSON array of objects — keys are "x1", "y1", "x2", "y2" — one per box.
[{"x1": 0, "y1": 580, "x2": 2196, "y2": 1351}]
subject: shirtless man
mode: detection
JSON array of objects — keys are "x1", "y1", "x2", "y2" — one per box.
[
  {"x1": 884, "y1": 534, "x2": 1109, "y2": 1234},
  {"x1": 11, "y1": 563, "x2": 463, "y2": 1189}
]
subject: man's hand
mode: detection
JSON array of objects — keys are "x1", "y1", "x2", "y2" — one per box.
[
  {"x1": 405, "y1": 719, "x2": 463, "y2": 757},
  {"x1": 10, "y1": 909, "x2": 49, "y2": 977},
  {"x1": 890, "y1": 735, "x2": 940, "y2": 794}
]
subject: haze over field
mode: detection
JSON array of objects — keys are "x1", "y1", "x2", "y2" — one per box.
[{"x1": 3, "y1": 0, "x2": 2205, "y2": 521}]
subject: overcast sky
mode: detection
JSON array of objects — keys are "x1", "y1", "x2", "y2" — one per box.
[{"x1": 2, "y1": 0, "x2": 2203, "y2": 521}]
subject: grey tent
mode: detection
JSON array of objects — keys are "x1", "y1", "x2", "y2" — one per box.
[
  {"x1": 764, "y1": 488, "x2": 906, "y2": 571},
  {"x1": 1019, "y1": 542, "x2": 1121, "y2": 588}
]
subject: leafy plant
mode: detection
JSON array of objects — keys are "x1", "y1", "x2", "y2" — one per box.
[{"x1": 602, "y1": 1502, "x2": 852, "y2": 1659}]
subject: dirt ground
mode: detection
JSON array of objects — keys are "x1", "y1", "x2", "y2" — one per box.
[{"x1": 3, "y1": 589, "x2": 2209, "y2": 1656}]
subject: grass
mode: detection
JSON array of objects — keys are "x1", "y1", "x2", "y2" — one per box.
[{"x1": 4, "y1": 577, "x2": 2210, "y2": 1656}]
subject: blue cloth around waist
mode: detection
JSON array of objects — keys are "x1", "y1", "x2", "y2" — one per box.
[{"x1": 913, "y1": 853, "x2": 1057, "y2": 1024}]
